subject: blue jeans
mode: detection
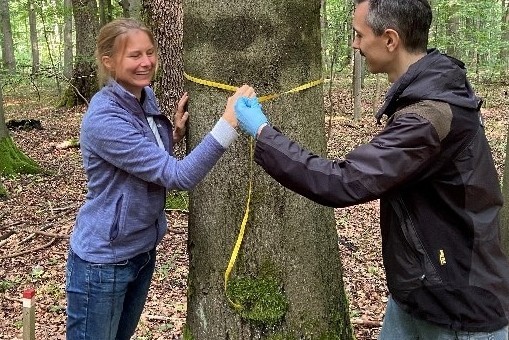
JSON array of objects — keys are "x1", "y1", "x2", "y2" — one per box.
[
  {"x1": 65, "y1": 248, "x2": 156, "y2": 340},
  {"x1": 379, "y1": 296, "x2": 509, "y2": 340}
]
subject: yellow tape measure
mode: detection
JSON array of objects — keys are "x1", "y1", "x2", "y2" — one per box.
[
  {"x1": 184, "y1": 71, "x2": 322, "y2": 309},
  {"x1": 223, "y1": 138, "x2": 254, "y2": 310},
  {"x1": 184, "y1": 72, "x2": 323, "y2": 103}
]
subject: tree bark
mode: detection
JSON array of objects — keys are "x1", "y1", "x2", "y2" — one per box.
[
  {"x1": 183, "y1": 1, "x2": 353, "y2": 339},
  {"x1": 445, "y1": 4, "x2": 460, "y2": 59},
  {"x1": 353, "y1": 50, "x2": 362, "y2": 121},
  {"x1": 0, "y1": 0, "x2": 16, "y2": 73},
  {"x1": 63, "y1": 0, "x2": 74, "y2": 79},
  {"x1": 143, "y1": 0, "x2": 183, "y2": 116},
  {"x1": 28, "y1": 0, "x2": 40, "y2": 75},
  {"x1": 0, "y1": 76, "x2": 41, "y2": 180},
  {"x1": 500, "y1": 0, "x2": 509, "y2": 76},
  {"x1": 500, "y1": 125, "x2": 509, "y2": 255},
  {"x1": 62, "y1": 0, "x2": 99, "y2": 107}
]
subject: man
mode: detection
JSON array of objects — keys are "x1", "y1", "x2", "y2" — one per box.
[{"x1": 234, "y1": 0, "x2": 509, "y2": 338}]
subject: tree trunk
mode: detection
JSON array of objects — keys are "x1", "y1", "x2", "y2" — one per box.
[
  {"x1": 28, "y1": 0, "x2": 40, "y2": 75},
  {"x1": 62, "y1": 0, "x2": 99, "y2": 107},
  {"x1": 321, "y1": 0, "x2": 329, "y2": 77},
  {"x1": 500, "y1": 124, "x2": 509, "y2": 255},
  {"x1": 63, "y1": 0, "x2": 74, "y2": 79},
  {"x1": 445, "y1": 4, "x2": 460, "y2": 59},
  {"x1": 143, "y1": 0, "x2": 183, "y2": 116},
  {"x1": 353, "y1": 50, "x2": 362, "y2": 121},
  {"x1": 183, "y1": 1, "x2": 353, "y2": 339},
  {"x1": 0, "y1": 76, "x2": 41, "y2": 181},
  {"x1": 372, "y1": 74, "x2": 382, "y2": 115},
  {"x1": 0, "y1": 0, "x2": 16, "y2": 73},
  {"x1": 500, "y1": 0, "x2": 509, "y2": 76}
]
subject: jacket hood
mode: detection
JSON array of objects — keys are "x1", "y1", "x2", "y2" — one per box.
[{"x1": 376, "y1": 49, "x2": 481, "y2": 121}]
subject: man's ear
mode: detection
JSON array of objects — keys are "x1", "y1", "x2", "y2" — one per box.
[{"x1": 384, "y1": 29, "x2": 400, "y2": 52}]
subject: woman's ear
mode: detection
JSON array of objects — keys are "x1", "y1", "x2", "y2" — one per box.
[{"x1": 102, "y1": 56, "x2": 113, "y2": 71}]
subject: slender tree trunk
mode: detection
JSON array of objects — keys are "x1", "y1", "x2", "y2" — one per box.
[
  {"x1": 28, "y1": 0, "x2": 40, "y2": 75},
  {"x1": 321, "y1": 0, "x2": 329, "y2": 77},
  {"x1": 61, "y1": 0, "x2": 99, "y2": 107},
  {"x1": 0, "y1": 79, "x2": 8, "y2": 140},
  {"x1": 0, "y1": 0, "x2": 16, "y2": 73},
  {"x1": 63, "y1": 0, "x2": 73, "y2": 79},
  {"x1": 500, "y1": 0, "x2": 509, "y2": 76},
  {"x1": 97, "y1": 0, "x2": 113, "y2": 26},
  {"x1": 372, "y1": 74, "x2": 382, "y2": 115},
  {"x1": 353, "y1": 50, "x2": 362, "y2": 121},
  {"x1": 183, "y1": 1, "x2": 353, "y2": 339},
  {"x1": 143, "y1": 0, "x2": 183, "y2": 116},
  {"x1": 0, "y1": 81, "x2": 6, "y2": 198},
  {"x1": 445, "y1": 4, "x2": 460, "y2": 59},
  {"x1": 500, "y1": 124, "x2": 509, "y2": 255}
]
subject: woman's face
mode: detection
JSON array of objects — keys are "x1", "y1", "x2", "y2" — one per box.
[{"x1": 104, "y1": 29, "x2": 157, "y2": 99}]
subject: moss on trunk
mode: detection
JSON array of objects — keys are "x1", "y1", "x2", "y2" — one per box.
[{"x1": 0, "y1": 136, "x2": 42, "y2": 175}]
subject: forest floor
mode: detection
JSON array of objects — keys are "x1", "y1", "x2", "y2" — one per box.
[{"x1": 0, "y1": 78, "x2": 507, "y2": 340}]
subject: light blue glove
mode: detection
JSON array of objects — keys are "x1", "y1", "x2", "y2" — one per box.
[{"x1": 235, "y1": 96, "x2": 268, "y2": 137}]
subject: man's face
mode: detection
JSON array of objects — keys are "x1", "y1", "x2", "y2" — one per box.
[{"x1": 351, "y1": 2, "x2": 392, "y2": 74}]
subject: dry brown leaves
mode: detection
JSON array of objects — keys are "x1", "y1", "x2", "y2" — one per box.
[{"x1": 0, "y1": 81, "x2": 507, "y2": 339}]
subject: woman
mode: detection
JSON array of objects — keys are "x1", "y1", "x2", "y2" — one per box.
[{"x1": 66, "y1": 18, "x2": 254, "y2": 340}]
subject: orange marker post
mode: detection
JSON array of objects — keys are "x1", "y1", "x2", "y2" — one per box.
[{"x1": 22, "y1": 289, "x2": 36, "y2": 340}]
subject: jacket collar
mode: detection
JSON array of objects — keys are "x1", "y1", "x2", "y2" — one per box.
[
  {"x1": 375, "y1": 49, "x2": 480, "y2": 123},
  {"x1": 104, "y1": 79, "x2": 160, "y2": 118}
]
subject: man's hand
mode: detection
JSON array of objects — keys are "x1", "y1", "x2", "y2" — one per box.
[{"x1": 235, "y1": 97, "x2": 268, "y2": 138}]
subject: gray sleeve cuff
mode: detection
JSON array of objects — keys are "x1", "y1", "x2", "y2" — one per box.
[{"x1": 210, "y1": 117, "x2": 239, "y2": 148}]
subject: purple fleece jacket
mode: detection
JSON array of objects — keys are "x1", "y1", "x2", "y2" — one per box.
[{"x1": 70, "y1": 80, "x2": 237, "y2": 263}]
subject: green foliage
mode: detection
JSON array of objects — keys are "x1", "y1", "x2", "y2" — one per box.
[
  {"x1": 3, "y1": 0, "x2": 509, "y2": 83},
  {"x1": 428, "y1": 0, "x2": 508, "y2": 80},
  {"x1": 323, "y1": 0, "x2": 509, "y2": 81},
  {"x1": 165, "y1": 190, "x2": 189, "y2": 211},
  {"x1": 0, "y1": 278, "x2": 19, "y2": 293}
]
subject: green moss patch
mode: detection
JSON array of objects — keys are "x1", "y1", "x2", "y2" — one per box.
[
  {"x1": 0, "y1": 136, "x2": 41, "y2": 175},
  {"x1": 227, "y1": 275, "x2": 288, "y2": 327}
]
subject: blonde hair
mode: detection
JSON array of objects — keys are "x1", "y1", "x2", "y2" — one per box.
[{"x1": 95, "y1": 18, "x2": 158, "y2": 87}]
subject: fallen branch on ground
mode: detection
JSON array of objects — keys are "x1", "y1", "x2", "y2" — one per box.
[
  {"x1": 0, "y1": 238, "x2": 57, "y2": 260},
  {"x1": 351, "y1": 318, "x2": 383, "y2": 328}
]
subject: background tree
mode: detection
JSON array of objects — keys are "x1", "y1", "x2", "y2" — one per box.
[
  {"x1": 0, "y1": 0, "x2": 17, "y2": 73},
  {"x1": 143, "y1": 0, "x2": 184, "y2": 116},
  {"x1": 0, "y1": 75, "x2": 42, "y2": 197},
  {"x1": 63, "y1": 0, "x2": 74, "y2": 79},
  {"x1": 500, "y1": 0, "x2": 509, "y2": 76},
  {"x1": 28, "y1": 0, "x2": 40, "y2": 75},
  {"x1": 445, "y1": 3, "x2": 460, "y2": 59},
  {"x1": 0, "y1": 79, "x2": 7, "y2": 198},
  {"x1": 97, "y1": 0, "x2": 113, "y2": 26},
  {"x1": 183, "y1": 1, "x2": 352, "y2": 338},
  {"x1": 500, "y1": 127, "x2": 509, "y2": 254},
  {"x1": 61, "y1": 0, "x2": 99, "y2": 107},
  {"x1": 353, "y1": 49, "x2": 362, "y2": 121}
]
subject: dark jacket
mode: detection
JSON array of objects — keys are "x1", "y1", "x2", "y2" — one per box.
[{"x1": 254, "y1": 49, "x2": 509, "y2": 331}]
